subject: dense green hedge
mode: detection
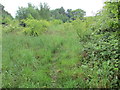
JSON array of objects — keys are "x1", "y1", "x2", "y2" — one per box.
[{"x1": 72, "y1": 1, "x2": 119, "y2": 88}]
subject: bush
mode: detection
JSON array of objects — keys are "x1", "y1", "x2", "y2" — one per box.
[
  {"x1": 75, "y1": 2, "x2": 119, "y2": 88},
  {"x1": 2, "y1": 20, "x2": 23, "y2": 33},
  {"x1": 22, "y1": 19, "x2": 50, "y2": 36},
  {"x1": 72, "y1": 18, "x2": 92, "y2": 42}
]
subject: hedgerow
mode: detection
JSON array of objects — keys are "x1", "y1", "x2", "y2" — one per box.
[{"x1": 72, "y1": 1, "x2": 119, "y2": 88}]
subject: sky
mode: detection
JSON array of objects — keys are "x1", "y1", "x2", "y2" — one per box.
[{"x1": 1, "y1": 0, "x2": 107, "y2": 17}]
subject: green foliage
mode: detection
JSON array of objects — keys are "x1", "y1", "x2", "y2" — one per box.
[
  {"x1": 0, "y1": 4, "x2": 13, "y2": 24},
  {"x1": 50, "y1": 7, "x2": 86, "y2": 22},
  {"x1": 38, "y1": 3, "x2": 50, "y2": 20},
  {"x1": 71, "y1": 9, "x2": 86, "y2": 20},
  {"x1": 50, "y1": 19, "x2": 63, "y2": 25},
  {"x1": 74, "y1": 1, "x2": 119, "y2": 88},
  {"x1": 16, "y1": 3, "x2": 86, "y2": 22},
  {"x1": 2, "y1": 27, "x2": 81, "y2": 88},
  {"x1": 63, "y1": 23, "x2": 73, "y2": 31},
  {"x1": 22, "y1": 19, "x2": 50, "y2": 36},
  {"x1": 2, "y1": 20, "x2": 23, "y2": 33},
  {"x1": 2, "y1": 1, "x2": 119, "y2": 88},
  {"x1": 16, "y1": 3, "x2": 50, "y2": 20},
  {"x1": 16, "y1": 3, "x2": 40, "y2": 20},
  {"x1": 95, "y1": 2, "x2": 119, "y2": 33},
  {"x1": 72, "y1": 18, "x2": 92, "y2": 42},
  {"x1": 50, "y1": 7, "x2": 69, "y2": 22}
]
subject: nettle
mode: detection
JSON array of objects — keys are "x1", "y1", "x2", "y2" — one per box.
[{"x1": 22, "y1": 19, "x2": 50, "y2": 36}]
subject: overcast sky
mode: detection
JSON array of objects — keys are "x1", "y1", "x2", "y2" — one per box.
[{"x1": 1, "y1": 0, "x2": 107, "y2": 17}]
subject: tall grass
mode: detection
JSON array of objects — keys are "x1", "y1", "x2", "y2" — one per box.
[
  {"x1": 2, "y1": 26, "x2": 83, "y2": 88},
  {"x1": 2, "y1": 22, "x2": 116, "y2": 88}
]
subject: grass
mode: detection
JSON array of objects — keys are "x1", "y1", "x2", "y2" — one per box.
[{"x1": 2, "y1": 24, "x2": 114, "y2": 88}]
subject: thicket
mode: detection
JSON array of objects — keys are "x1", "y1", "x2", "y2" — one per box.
[{"x1": 72, "y1": 2, "x2": 119, "y2": 88}]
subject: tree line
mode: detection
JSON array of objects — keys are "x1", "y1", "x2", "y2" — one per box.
[{"x1": 1, "y1": 3, "x2": 86, "y2": 24}]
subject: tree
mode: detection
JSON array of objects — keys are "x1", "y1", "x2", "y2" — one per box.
[
  {"x1": 16, "y1": 7, "x2": 28, "y2": 20},
  {"x1": 66, "y1": 9, "x2": 72, "y2": 19},
  {"x1": 0, "y1": 4, "x2": 13, "y2": 24},
  {"x1": 38, "y1": 3, "x2": 50, "y2": 20},
  {"x1": 66, "y1": 9, "x2": 86, "y2": 21},
  {"x1": 50, "y1": 7, "x2": 68, "y2": 22},
  {"x1": 71, "y1": 9, "x2": 86, "y2": 20},
  {"x1": 27, "y1": 3, "x2": 40, "y2": 19},
  {"x1": 95, "y1": 1, "x2": 119, "y2": 33},
  {"x1": 16, "y1": 3, "x2": 40, "y2": 20}
]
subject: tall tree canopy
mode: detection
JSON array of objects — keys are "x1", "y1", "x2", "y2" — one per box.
[
  {"x1": 38, "y1": 3, "x2": 50, "y2": 20},
  {"x1": 71, "y1": 9, "x2": 86, "y2": 20},
  {"x1": 16, "y1": 3, "x2": 50, "y2": 20},
  {"x1": 50, "y1": 7, "x2": 68, "y2": 22},
  {"x1": 16, "y1": 3, "x2": 40, "y2": 20},
  {"x1": 15, "y1": 3, "x2": 86, "y2": 22},
  {"x1": 50, "y1": 8, "x2": 86, "y2": 22}
]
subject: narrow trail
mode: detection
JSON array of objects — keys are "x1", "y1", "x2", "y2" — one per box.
[
  {"x1": 51, "y1": 56, "x2": 58, "y2": 87},
  {"x1": 47, "y1": 28, "x2": 79, "y2": 87},
  {"x1": 45, "y1": 29, "x2": 65, "y2": 87},
  {"x1": 50, "y1": 41, "x2": 63, "y2": 87}
]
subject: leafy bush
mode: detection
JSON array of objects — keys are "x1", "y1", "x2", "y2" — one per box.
[
  {"x1": 72, "y1": 18, "x2": 92, "y2": 42},
  {"x1": 75, "y1": 1, "x2": 119, "y2": 88},
  {"x1": 22, "y1": 19, "x2": 50, "y2": 36},
  {"x1": 2, "y1": 20, "x2": 23, "y2": 33}
]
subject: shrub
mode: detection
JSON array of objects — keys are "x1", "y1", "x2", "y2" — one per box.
[
  {"x1": 22, "y1": 19, "x2": 50, "y2": 36},
  {"x1": 76, "y1": 1, "x2": 119, "y2": 88},
  {"x1": 2, "y1": 20, "x2": 23, "y2": 33},
  {"x1": 72, "y1": 18, "x2": 92, "y2": 42}
]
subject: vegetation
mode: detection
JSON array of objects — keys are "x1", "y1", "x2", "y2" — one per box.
[
  {"x1": 1, "y1": 1, "x2": 120, "y2": 88},
  {"x1": 15, "y1": 3, "x2": 86, "y2": 22},
  {"x1": 0, "y1": 4, "x2": 13, "y2": 24}
]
